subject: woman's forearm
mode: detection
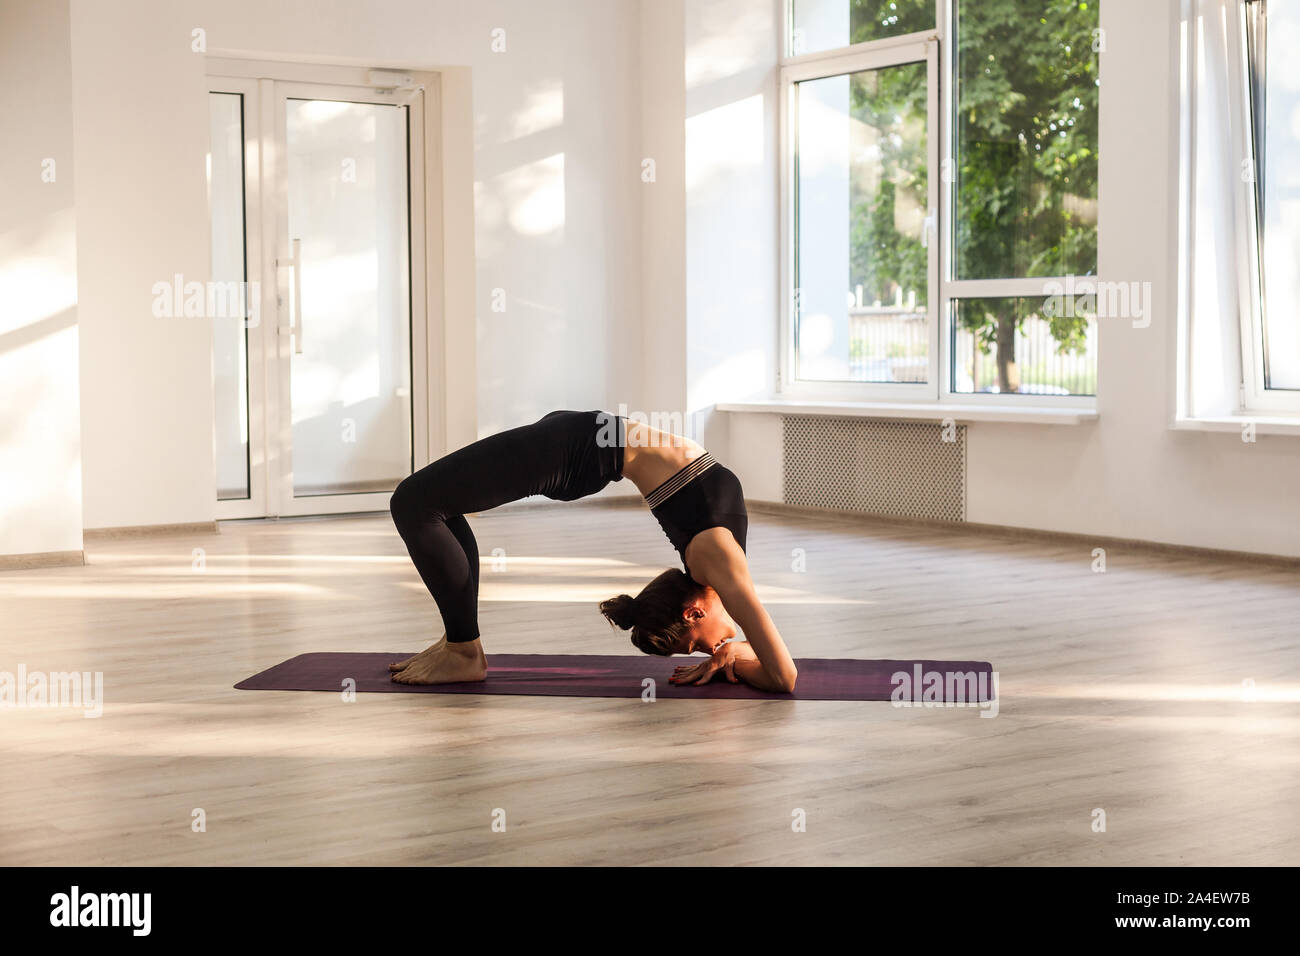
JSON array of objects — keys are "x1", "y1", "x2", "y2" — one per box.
[{"x1": 730, "y1": 643, "x2": 795, "y2": 693}]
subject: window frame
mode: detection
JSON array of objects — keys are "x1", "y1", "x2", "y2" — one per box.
[
  {"x1": 779, "y1": 34, "x2": 940, "y2": 402},
  {"x1": 778, "y1": 0, "x2": 1099, "y2": 409},
  {"x1": 1239, "y1": 0, "x2": 1300, "y2": 412}
]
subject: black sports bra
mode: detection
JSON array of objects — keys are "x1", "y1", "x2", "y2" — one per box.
[{"x1": 644, "y1": 452, "x2": 748, "y2": 581}]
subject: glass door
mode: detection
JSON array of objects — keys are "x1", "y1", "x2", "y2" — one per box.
[
  {"x1": 208, "y1": 79, "x2": 268, "y2": 519},
  {"x1": 208, "y1": 74, "x2": 428, "y2": 518},
  {"x1": 273, "y1": 82, "x2": 425, "y2": 515}
]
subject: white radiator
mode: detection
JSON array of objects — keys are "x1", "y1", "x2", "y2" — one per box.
[{"x1": 781, "y1": 416, "x2": 966, "y2": 522}]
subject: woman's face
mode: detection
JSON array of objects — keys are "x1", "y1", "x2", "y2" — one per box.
[{"x1": 675, "y1": 588, "x2": 737, "y2": 655}]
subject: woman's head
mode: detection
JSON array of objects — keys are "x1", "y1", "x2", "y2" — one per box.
[{"x1": 599, "y1": 569, "x2": 736, "y2": 656}]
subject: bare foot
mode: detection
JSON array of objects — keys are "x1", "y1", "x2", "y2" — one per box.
[
  {"x1": 389, "y1": 635, "x2": 447, "y2": 673},
  {"x1": 390, "y1": 638, "x2": 487, "y2": 685}
]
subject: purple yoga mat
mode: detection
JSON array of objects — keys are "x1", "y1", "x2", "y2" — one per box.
[{"x1": 235, "y1": 653, "x2": 995, "y2": 702}]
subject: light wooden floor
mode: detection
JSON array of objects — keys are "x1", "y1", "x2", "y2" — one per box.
[{"x1": 1, "y1": 502, "x2": 1297, "y2": 866}]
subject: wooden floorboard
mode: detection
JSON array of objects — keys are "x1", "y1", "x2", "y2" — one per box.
[{"x1": 0, "y1": 505, "x2": 1296, "y2": 865}]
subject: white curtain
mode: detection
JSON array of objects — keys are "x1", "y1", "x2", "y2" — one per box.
[{"x1": 1177, "y1": 0, "x2": 1255, "y2": 417}]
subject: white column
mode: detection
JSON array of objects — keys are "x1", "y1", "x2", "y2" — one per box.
[{"x1": 0, "y1": 0, "x2": 85, "y2": 562}]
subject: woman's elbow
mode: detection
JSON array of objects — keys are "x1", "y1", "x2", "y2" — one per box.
[{"x1": 776, "y1": 666, "x2": 798, "y2": 694}]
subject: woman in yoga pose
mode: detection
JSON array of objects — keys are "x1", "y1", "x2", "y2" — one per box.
[{"x1": 387, "y1": 410, "x2": 797, "y2": 692}]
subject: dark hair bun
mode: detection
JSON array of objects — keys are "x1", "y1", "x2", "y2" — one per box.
[{"x1": 598, "y1": 594, "x2": 637, "y2": 630}]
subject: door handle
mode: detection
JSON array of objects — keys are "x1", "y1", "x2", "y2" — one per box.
[{"x1": 276, "y1": 237, "x2": 304, "y2": 354}]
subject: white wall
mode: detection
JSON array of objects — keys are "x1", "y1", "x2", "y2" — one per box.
[
  {"x1": 684, "y1": 0, "x2": 781, "y2": 452},
  {"x1": 70, "y1": 0, "x2": 216, "y2": 530},
  {"x1": 68, "y1": 0, "x2": 644, "y2": 528},
  {"x1": 705, "y1": 0, "x2": 1300, "y2": 559},
  {"x1": 639, "y1": 0, "x2": 688, "y2": 423},
  {"x1": 0, "y1": 0, "x2": 84, "y2": 557}
]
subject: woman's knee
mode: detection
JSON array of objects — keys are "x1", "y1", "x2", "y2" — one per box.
[
  {"x1": 389, "y1": 475, "x2": 420, "y2": 528},
  {"x1": 390, "y1": 472, "x2": 454, "y2": 530}
]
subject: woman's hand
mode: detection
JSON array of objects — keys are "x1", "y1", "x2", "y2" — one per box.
[{"x1": 670, "y1": 642, "x2": 749, "y2": 686}]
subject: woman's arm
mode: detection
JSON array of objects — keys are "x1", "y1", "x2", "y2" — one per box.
[
  {"x1": 671, "y1": 639, "x2": 790, "y2": 693},
  {"x1": 685, "y1": 529, "x2": 798, "y2": 693}
]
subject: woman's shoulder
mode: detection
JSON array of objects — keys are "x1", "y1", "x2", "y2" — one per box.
[{"x1": 683, "y1": 527, "x2": 747, "y2": 586}]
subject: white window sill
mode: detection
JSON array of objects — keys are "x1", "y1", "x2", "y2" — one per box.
[
  {"x1": 715, "y1": 399, "x2": 1097, "y2": 426},
  {"x1": 1173, "y1": 415, "x2": 1300, "y2": 436}
]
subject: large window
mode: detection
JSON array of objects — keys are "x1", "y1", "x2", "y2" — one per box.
[
  {"x1": 790, "y1": 0, "x2": 937, "y2": 54},
  {"x1": 783, "y1": 0, "x2": 1101, "y2": 401},
  {"x1": 793, "y1": 57, "x2": 933, "y2": 385},
  {"x1": 1245, "y1": 0, "x2": 1300, "y2": 396}
]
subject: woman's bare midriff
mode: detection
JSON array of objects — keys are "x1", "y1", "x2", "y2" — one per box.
[{"x1": 620, "y1": 420, "x2": 707, "y2": 497}]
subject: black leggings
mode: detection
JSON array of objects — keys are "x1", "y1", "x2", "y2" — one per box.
[{"x1": 389, "y1": 410, "x2": 623, "y2": 642}]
